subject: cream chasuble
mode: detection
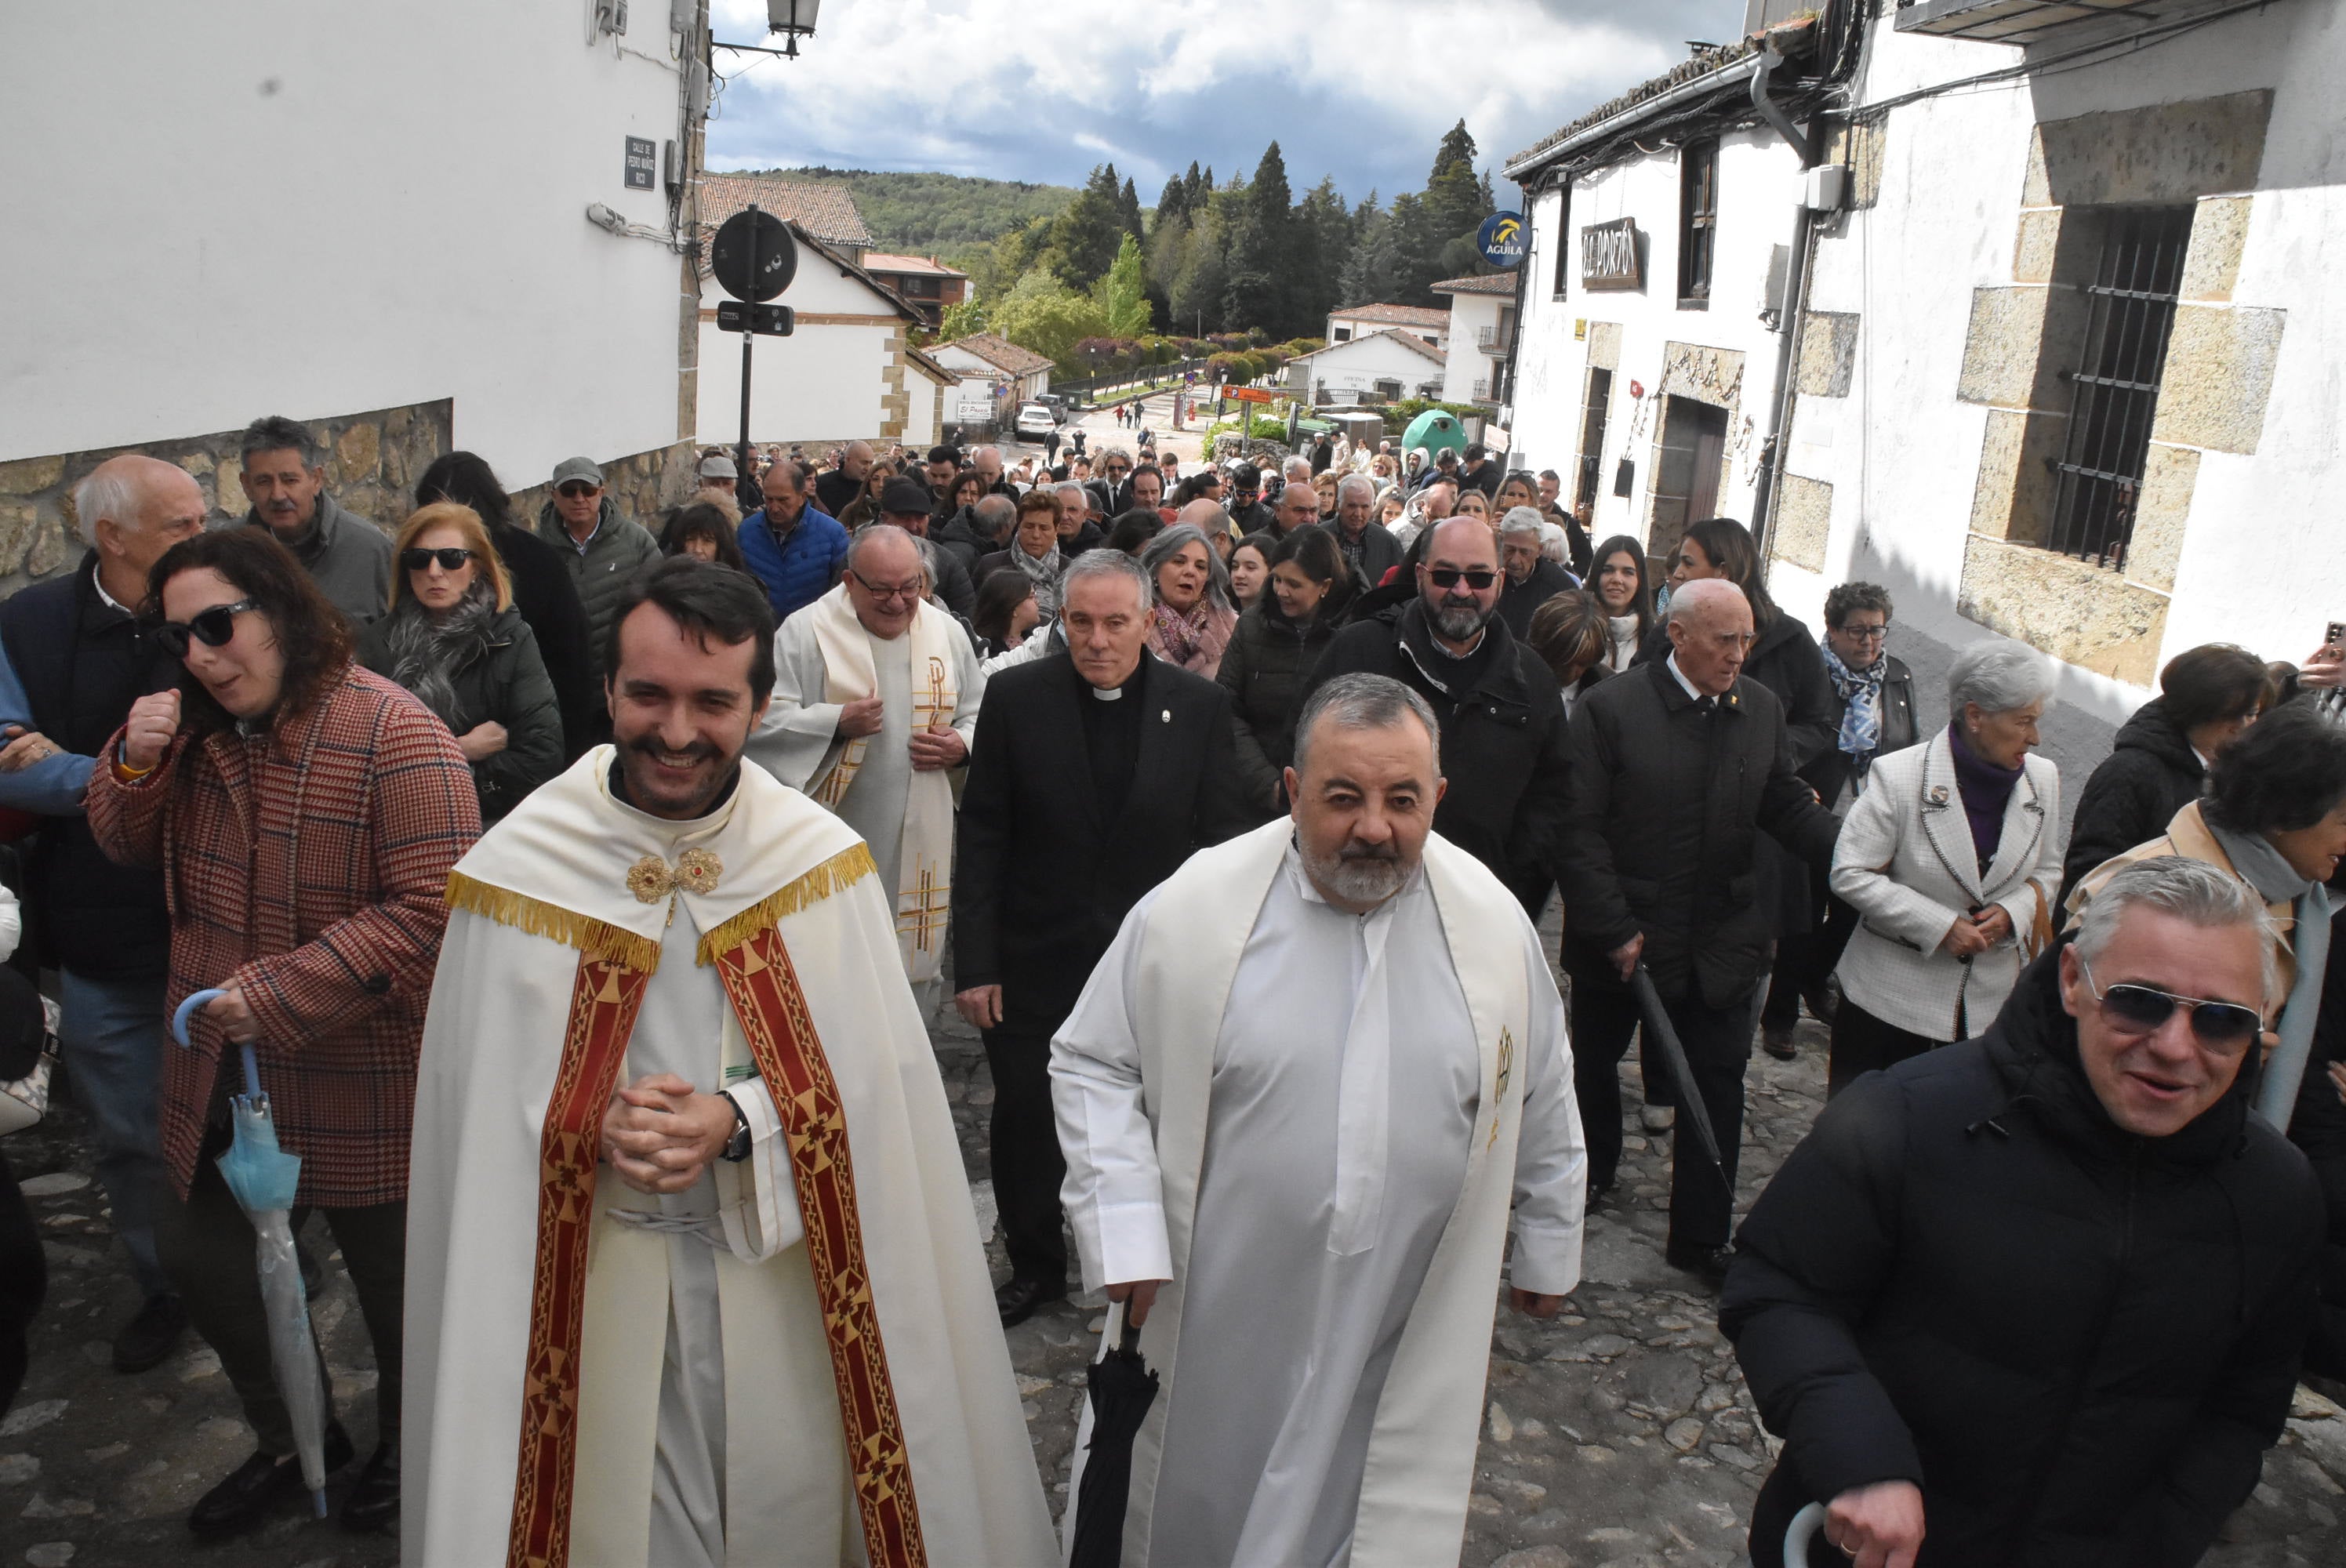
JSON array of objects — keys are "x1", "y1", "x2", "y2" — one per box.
[
  {"x1": 749, "y1": 588, "x2": 983, "y2": 984},
  {"x1": 1052, "y1": 822, "x2": 1587, "y2": 1568},
  {"x1": 402, "y1": 750, "x2": 1054, "y2": 1568}
]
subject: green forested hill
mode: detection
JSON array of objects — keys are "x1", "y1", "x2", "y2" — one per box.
[{"x1": 772, "y1": 166, "x2": 1078, "y2": 254}]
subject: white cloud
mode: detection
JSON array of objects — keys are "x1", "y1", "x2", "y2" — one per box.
[{"x1": 706, "y1": 0, "x2": 1743, "y2": 203}]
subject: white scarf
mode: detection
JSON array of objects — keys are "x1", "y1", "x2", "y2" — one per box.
[{"x1": 804, "y1": 586, "x2": 961, "y2": 982}]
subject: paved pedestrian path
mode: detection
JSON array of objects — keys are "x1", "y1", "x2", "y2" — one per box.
[{"x1": 5, "y1": 968, "x2": 2343, "y2": 1564}]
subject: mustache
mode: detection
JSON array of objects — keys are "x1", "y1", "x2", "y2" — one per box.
[
  {"x1": 626, "y1": 735, "x2": 721, "y2": 764},
  {"x1": 1339, "y1": 840, "x2": 1400, "y2": 862}
]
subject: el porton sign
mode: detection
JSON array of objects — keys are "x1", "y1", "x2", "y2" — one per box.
[{"x1": 1581, "y1": 218, "x2": 1643, "y2": 292}]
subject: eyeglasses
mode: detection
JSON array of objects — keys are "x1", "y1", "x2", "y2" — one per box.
[
  {"x1": 1836, "y1": 623, "x2": 1889, "y2": 642},
  {"x1": 2079, "y1": 956, "x2": 2262, "y2": 1052},
  {"x1": 847, "y1": 568, "x2": 924, "y2": 604},
  {"x1": 1422, "y1": 566, "x2": 1499, "y2": 591},
  {"x1": 401, "y1": 547, "x2": 474, "y2": 572},
  {"x1": 152, "y1": 600, "x2": 257, "y2": 658},
  {"x1": 556, "y1": 482, "x2": 600, "y2": 499}
]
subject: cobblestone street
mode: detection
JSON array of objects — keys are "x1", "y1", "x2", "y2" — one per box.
[{"x1": 5, "y1": 949, "x2": 2345, "y2": 1566}]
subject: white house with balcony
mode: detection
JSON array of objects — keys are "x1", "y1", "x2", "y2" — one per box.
[
  {"x1": 1429, "y1": 274, "x2": 1521, "y2": 406},
  {"x1": 1325, "y1": 303, "x2": 1450, "y2": 354}
]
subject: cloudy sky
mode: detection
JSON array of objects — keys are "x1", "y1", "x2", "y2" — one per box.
[{"x1": 706, "y1": 0, "x2": 1751, "y2": 207}]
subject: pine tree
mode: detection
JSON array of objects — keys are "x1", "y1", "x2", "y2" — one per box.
[
  {"x1": 1157, "y1": 172, "x2": 1189, "y2": 230},
  {"x1": 1222, "y1": 141, "x2": 1292, "y2": 334},
  {"x1": 1093, "y1": 234, "x2": 1152, "y2": 337},
  {"x1": 1119, "y1": 176, "x2": 1145, "y2": 244},
  {"x1": 1048, "y1": 164, "x2": 1128, "y2": 289},
  {"x1": 1290, "y1": 176, "x2": 1353, "y2": 339}
]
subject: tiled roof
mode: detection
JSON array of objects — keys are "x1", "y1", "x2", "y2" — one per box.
[
  {"x1": 862, "y1": 252, "x2": 967, "y2": 278},
  {"x1": 698, "y1": 173, "x2": 874, "y2": 252},
  {"x1": 1296, "y1": 328, "x2": 1450, "y2": 368},
  {"x1": 934, "y1": 333, "x2": 1055, "y2": 378},
  {"x1": 1505, "y1": 16, "x2": 1816, "y2": 176},
  {"x1": 1430, "y1": 273, "x2": 1519, "y2": 296},
  {"x1": 1330, "y1": 302, "x2": 1451, "y2": 329},
  {"x1": 904, "y1": 346, "x2": 954, "y2": 386}
]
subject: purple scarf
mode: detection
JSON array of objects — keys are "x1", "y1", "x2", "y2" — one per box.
[{"x1": 1947, "y1": 723, "x2": 2021, "y2": 871}]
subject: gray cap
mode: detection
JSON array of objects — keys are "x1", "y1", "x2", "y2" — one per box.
[
  {"x1": 699, "y1": 454, "x2": 737, "y2": 480},
  {"x1": 551, "y1": 456, "x2": 603, "y2": 487}
]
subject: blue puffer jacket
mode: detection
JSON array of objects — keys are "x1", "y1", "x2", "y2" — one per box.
[{"x1": 738, "y1": 503, "x2": 850, "y2": 624}]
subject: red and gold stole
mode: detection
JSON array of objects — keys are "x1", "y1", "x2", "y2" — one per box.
[{"x1": 499, "y1": 863, "x2": 926, "y2": 1568}]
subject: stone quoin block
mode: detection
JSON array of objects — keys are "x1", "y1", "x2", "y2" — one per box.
[
  {"x1": 2180, "y1": 195, "x2": 2252, "y2": 303},
  {"x1": 2011, "y1": 208, "x2": 2061, "y2": 287},
  {"x1": 1796, "y1": 312, "x2": 1859, "y2": 400},
  {"x1": 2123, "y1": 443, "x2": 2201, "y2": 596},
  {"x1": 1968, "y1": 406, "x2": 2063, "y2": 546},
  {"x1": 2151, "y1": 304, "x2": 2285, "y2": 457},
  {"x1": 1958, "y1": 533, "x2": 2170, "y2": 687},
  {"x1": 2029, "y1": 90, "x2": 2273, "y2": 209},
  {"x1": 1956, "y1": 287, "x2": 2053, "y2": 410},
  {"x1": 1770, "y1": 474, "x2": 1833, "y2": 573},
  {"x1": 1585, "y1": 321, "x2": 1622, "y2": 372}
]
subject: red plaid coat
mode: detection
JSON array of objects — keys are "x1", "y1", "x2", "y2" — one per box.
[{"x1": 86, "y1": 666, "x2": 480, "y2": 1207}]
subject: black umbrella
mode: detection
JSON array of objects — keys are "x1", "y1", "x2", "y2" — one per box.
[
  {"x1": 1066, "y1": 1301, "x2": 1161, "y2": 1568},
  {"x1": 1629, "y1": 965, "x2": 1731, "y2": 1193}
]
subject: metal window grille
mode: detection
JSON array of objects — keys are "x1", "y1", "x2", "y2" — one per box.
[
  {"x1": 1678, "y1": 141, "x2": 1718, "y2": 307},
  {"x1": 2047, "y1": 206, "x2": 2194, "y2": 568}
]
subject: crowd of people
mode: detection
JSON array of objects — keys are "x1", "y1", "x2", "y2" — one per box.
[{"x1": 0, "y1": 406, "x2": 2341, "y2": 1566}]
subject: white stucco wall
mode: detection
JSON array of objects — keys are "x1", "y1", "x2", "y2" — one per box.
[
  {"x1": 2, "y1": 2, "x2": 691, "y2": 477},
  {"x1": 1327, "y1": 312, "x2": 1449, "y2": 354},
  {"x1": 1439, "y1": 294, "x2": 1510, "y2": 404},
  {"x1": 1799, "y1": 1, "x2": 2346, "y2": 721},
  {"x1": 1292, "y1": 335, "x2": 1447, "y2": 401},
  {"x1": 1512, "y1": 125, "x2": 1807, "y2": 544},
  {"x1": 695, "y1": 252, "x2": 910, "y2": 446}
]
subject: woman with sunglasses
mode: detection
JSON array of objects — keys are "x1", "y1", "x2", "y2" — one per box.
[
  {"x1": 1825, "y1": 642, "x2": 2063, "y2": 1094},
  {"x1": 360, "y1": 503, "x2": 564, "y2": 824},
  {"x1": 84, "y1": 528, "x2": 479, "y2": 1534}
]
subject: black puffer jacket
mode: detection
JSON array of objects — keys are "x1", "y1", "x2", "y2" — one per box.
[
  {"x1": 2058, "y1": 698, "x2": 2205, "y2": 915},
  {"x1": 1216, "y1": 598, "x2": 1342, "y2": 819},
  {"x1": 2290, "y1": 906, "x2": 2346, "y2": 1381},
  {"x1": 933, "y1": 506, "x2": 1000, "y2": 574},
  {"x1": 1725, "y1": 949, "x2": 2322, "y2": 1568},
  {"x1": 1303, "y1": 599, "x2": 1570, "y2": 891}
]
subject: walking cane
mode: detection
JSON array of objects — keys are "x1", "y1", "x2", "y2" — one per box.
[{"x1": 1784, "y1": 1501, "x2": 1828, "y2": 1566}]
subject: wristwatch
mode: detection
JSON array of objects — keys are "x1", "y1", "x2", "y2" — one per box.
[{"x1": 720, "y1": 1093, "x2": 753, "y2": 1163}]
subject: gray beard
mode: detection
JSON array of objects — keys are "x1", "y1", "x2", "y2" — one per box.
[
  {"x1": 1433, "y1": 601, "x2": 1491, "y2": 642},
  {"x1": 1303, "y1": 839, "x2": 1412, "y2": 907}
]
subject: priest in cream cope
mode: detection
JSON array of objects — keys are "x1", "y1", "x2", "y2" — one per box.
[
  {"x1": 1053, "y1": 673, "x2": 1589, "y2": 1568},
  {"x1": 402, "y1": 560, "x2": 1052, "y2": 1568},
  {"x1": 748, "y1": 524, "x2": 985, "y2": 989}
]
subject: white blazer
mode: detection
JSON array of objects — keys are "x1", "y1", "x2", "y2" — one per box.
[{"x1": 1829, "y1": 732, "x2": 2064, "y2": 1042}]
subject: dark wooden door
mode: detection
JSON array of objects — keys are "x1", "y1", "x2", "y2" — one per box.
[{"x1": 1650, "y1": 394, "x2": 1728, "y2": 564}]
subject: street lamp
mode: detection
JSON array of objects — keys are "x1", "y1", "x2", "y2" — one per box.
[{"x1": 766, "y1": 0, "x2": 821, "y2": 56}]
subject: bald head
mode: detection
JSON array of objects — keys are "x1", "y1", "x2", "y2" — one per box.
[
  {"x1": 1175, "y1": 499, "x2": 1229, "y2": 534},
  {"x1": 1425, "y1": 514, "x2": 1498, "y2": 567},
  {"x1": 841, "y1": 441, "x2": 873, "y2": 481},
  {"x1": 844, "y1": 524, "x2": 924, "y2": 638},
  {"x1": 1665, "y1": 577, "x2": 1754, "y2": 696},
  {"x1": 75, "y1": 455, "x2": 206, "y2": 587}
]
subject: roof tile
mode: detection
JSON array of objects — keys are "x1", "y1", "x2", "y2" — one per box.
[
  {"x1": 934, "y1": 332, "x2": 1055, "y2": 378},
  {"x1": 698, "y1": 173, "x2": 875, "y2": 252},
  {"x1": 1330, "y1": 302, "x2": 1452, "y2": 329}
]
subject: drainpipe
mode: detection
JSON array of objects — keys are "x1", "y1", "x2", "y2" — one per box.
[{"x1": 1748, "y1": 45, "x2": 1821, "y2": 555}]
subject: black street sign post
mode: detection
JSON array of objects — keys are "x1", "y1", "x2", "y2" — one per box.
[{"x1": 710, "y1": 205, "x2": 798, "y2": 510}]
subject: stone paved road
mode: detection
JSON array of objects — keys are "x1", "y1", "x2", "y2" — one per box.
[{"x1": 6, "y1": 968, "x2": 2345, "y2": 1566}]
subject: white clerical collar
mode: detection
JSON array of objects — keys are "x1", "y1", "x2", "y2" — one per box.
[
  {"x1": 1090, "y1": 683, "x2": 1123, "y2": 701},
  {"x1": 1665, "y1": 653, "x2": 1705, "y2": 702}
]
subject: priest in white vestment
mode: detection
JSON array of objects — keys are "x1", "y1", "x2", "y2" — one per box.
[
  {"x1": 748, "y1": 524, "x2": 985, "y2": 990},
  {"x1": 404, "y1": 560, "x2": 1052, "y2": 1568},
  {"x1": 1053, "y1": 672, "x2": 1587, "y2": 1568}
]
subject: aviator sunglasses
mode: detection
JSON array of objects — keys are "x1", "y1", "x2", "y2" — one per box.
[
  {"x1": 401, "y1": 546, "x2": 474, "y2": 572},
  {"x1": 2079, "y1": 956, "x2": 2261, "y2": 1051},
  {"x1": 1423, "y1": 566, "x2": 1499, "y2": 591},
  {"x1": 151, "y1": 600, "x2": 256, "y2": 658}
]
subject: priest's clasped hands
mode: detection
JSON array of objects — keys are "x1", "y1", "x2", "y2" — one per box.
[
  {"x1": 600, "y1": 1073, "x2": 739, "y2": 1194},
  {"x1": 836, "y1": 696, "x2": 967, "y2": 771}
]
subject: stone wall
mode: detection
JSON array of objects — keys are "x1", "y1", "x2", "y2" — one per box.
[
  {"x1": 0, "y1": 401, "x2": 696, "y2": 604},
  {"x1": 0, "y1": 400, "x2": 452, "y2": 602}
]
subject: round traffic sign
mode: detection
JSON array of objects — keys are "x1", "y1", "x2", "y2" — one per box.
[
  {"x1": 711, "y1": 209, "x2": 797, "y2": 303},
  {"x1": 1476, "y1": 211, "x2": 1527, "y2": 270}
]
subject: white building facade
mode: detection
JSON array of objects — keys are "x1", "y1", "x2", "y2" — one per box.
[
  {"x1": 0, "y1": 0, "x2": 713, "y2": 565},
  {"x1": 1288, "y1": 331, "x2": 1450, "y2": 405},
  {"x1": 695, "y1": 230, "x2": 946, "y2": 451},
  {"x1": 1430, "y1": 274, "x2": 1523, "y2": 407},
  {"x1": 1325, "y1": 303, "x2": 1451, "y2": 354},
  {"x1": 1505, "y1": 0, "x2": 2344, "y2": 736}
]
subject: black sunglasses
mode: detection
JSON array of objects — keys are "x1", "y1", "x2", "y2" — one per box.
[
  {"x1": 401, "y1": 546, "x2": 474, "y2": 572},
  {"x1": 152, "y1": 600, "x2": 256, "y2": 658},
  {"x1": 1423, "y1": 566, "x2": 1499, "y2": 591},
  {"x1": 556, "y1": 481, "x2": 600, "y2": 499},
  {"x1": 2080, "y1": 956, "x2": 2261, "y2": 1051}
]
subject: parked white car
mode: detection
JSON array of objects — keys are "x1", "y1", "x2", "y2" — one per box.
[{"x1": 1015, "y1": 402, "x2": 1059, "y2": 440}]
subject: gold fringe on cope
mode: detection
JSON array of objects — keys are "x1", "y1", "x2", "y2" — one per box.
[
  {"x1": 695, "y1": 843, "x2": 877, "y2": 966},
  {"x1": 443, "y1": 871, "x2": 663, "y2": 974}
]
